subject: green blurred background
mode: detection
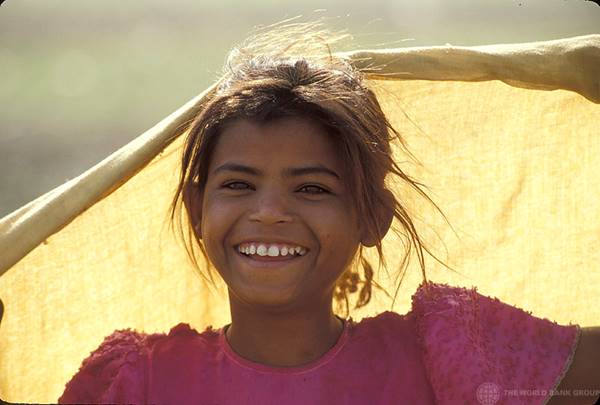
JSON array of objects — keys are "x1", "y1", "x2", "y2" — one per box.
[{"x1": 0, "y1": 0, "x2": 598, "y2": 217}]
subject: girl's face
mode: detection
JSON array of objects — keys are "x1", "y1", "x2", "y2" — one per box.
[{"x1": 196, "y1": 116, "x2": 363, "y2": 312}]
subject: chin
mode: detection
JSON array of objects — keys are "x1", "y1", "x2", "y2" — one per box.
[{"x1": 230, "y1": 285, "x2": 304, "y2": 314}]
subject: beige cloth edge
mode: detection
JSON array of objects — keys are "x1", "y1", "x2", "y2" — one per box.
[
  {"x1": 0, "y1": 87, "x2": 215, "y2": 275},
  {"x1": 344, "y1": 34, "x2": 600, "y2": 103},
  {"x1": 1, "y1": 34, "x2": 599, "y2": 276}
]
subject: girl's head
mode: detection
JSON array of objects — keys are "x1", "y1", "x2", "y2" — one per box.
[{"x1": 171, "y1": 24, "x2": 432, "y2": 316}]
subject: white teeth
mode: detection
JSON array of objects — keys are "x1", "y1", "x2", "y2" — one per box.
[
  {"x1": 237, "y1": 243, "x2": 307, "y2": 257},
  {"x1": 257, "y1": 245, "x2": 268, "y2": 256}
]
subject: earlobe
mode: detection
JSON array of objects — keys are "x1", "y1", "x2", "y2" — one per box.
[
  {"x1": 194, "y1": 223, "x2": 202, "y2": 239},
  {"x1": 186, "y1": 185, "x2": 204, "y2": 240},
  {"x1": 361, "y1": 189, "x2": 395, "y2": 247}
]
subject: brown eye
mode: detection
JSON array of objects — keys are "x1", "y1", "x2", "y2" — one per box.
[
  {"x1": 299, "y1": 185, "x2": 329, "y2": 194},
  {"x1": 222, "y1": 181, "x2": 251, "y2": 190}
]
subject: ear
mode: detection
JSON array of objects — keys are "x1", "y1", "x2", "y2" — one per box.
[
  {"x1": 360, "y1": 189, "x2": 395, "y2": 248},
  {"x1": 186, "y1": 185, "x2": 204, "y2": 240}
]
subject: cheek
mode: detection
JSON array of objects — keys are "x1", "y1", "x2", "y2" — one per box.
[
  {"x1": 200, "y1": 198, "x2": 238, "y2": 259},
  {"x1": 313, "y1": 207, "x2": 361, "y2": 259}
]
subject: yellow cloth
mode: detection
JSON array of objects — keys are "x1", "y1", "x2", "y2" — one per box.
[{"x1": 0, "y1": 35, "x2": 599, "y2": 402}]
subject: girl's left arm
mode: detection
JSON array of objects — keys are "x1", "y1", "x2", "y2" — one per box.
[{"x1": 547, "y1": 326, "x2": 600, "y2": 405}]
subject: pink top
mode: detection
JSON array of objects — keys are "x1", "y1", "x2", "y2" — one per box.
[{"x1": 58, "y1": 282, "x2": 580, "y2": 405}]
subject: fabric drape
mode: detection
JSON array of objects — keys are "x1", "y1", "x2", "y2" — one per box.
[{"x1": 0, "y1": 34, "x2": 598, "y2": 402}]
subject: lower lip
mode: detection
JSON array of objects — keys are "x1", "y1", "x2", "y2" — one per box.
[{"x1": 235, "y1": 249, "x2": 306, "y2": 268}]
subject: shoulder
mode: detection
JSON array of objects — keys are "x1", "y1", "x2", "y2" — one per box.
[
  {"x1": 352, "y1": 310, "x2": 414, "y2": 337},
  {"x1": 145, "y1": 323, "x2": 220, "y2": 358},
  {"x1": 411, "y1": 281, "x2": 580, "y2": 404},
  {"x1": 145, "y1": 322, "x2": 225, "y2": 392},
  {"x1": 58, "y1": 327, "x2": 149, "y2": 404},
  {"x1": 349, "y1": 311, "x2": 416, "y2": 351},
  {"x1": 410, "y1": 281, "x2": 579, "y2": 348},
  {"x1": 58, "y1": 323, "x2": 219, "y2": 404}
]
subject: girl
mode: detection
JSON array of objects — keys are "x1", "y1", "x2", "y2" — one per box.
[{"x1": 58, "y1": 25, "x2": 600, "y2": 405}]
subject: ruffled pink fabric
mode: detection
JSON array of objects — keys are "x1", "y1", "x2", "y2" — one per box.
[
  {"x1": 412, "y1": 282, "x2": 580, "y2": 404},
  {"x1": 58, "y1": 328, "x2": 148, "y2": 403},
  {"x1": 58, "y1": 282, "x2": 580, "y2": 405}
]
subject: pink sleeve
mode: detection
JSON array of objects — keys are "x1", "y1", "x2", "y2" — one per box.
[
  {"x1": 412, "y1": 282, "x2": 581, "y2": 405},
  {"x1": 58, "y1": 329, "x2": 147, "y2": 404}
]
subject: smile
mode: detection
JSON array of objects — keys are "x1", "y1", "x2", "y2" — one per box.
[
  {"x1": 236, "y1": 242, "x2": 308, "y2": 258},
  {"x1": 234, "y1": 246, "x2": 308, "y2": 268}
]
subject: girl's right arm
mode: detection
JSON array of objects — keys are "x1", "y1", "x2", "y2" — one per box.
[{"x1": 547, "y1": 326, "x2": 600, "y2": 405}]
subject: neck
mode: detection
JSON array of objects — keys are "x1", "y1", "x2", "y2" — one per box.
[{"x1": 225, "y1": 295, "x2": 345, "y2": 368}]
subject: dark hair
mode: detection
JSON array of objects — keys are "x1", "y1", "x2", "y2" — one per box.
[{"x1": 171, "y1": 23, "x2": 451, "y2": 317}]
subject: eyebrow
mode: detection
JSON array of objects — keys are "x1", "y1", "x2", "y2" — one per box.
[{"x1": 211, "y1": 162, "x2": 341, "y2": 180}]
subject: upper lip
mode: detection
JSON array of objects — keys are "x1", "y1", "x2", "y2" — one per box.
[{"x1": 234, "y1": 238, "x2": 309, "y2": 249}]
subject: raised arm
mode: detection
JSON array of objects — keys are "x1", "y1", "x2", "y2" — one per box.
[{"x1": 548, "y1": 326, "x2": 600, "y2": 405}]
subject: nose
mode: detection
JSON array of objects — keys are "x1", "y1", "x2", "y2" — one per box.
[{"x1": 248, "y1": 188, "x2": 293, "y2": 224}]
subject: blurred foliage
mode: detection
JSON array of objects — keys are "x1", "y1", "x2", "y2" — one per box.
[{"x1": 0, "y1": 0, "x2": 599, "y2": 217}]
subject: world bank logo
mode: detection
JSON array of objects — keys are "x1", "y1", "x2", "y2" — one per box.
[{"x1": 476, "y1": 382, "x2": 501, "y2": 405}]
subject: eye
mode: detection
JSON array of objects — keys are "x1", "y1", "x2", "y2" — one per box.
[
  {"x1": 222, "y1": 181, "x2": 252, "y2": 190},
  {"x1": 298, "y1": 185, "x2": 329, "y2": 194},
  {"x1": 220, "y1": 182, "x2": 329, "y2": 194}
]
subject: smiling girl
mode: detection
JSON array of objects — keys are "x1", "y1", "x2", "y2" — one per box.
[{"x1": 58, "y1": 25, "x2": 600, "y2": 405}]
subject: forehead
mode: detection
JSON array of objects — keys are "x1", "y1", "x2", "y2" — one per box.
[{"x1": 208, "y1": 117, "x2": 345, "y2": 175}]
